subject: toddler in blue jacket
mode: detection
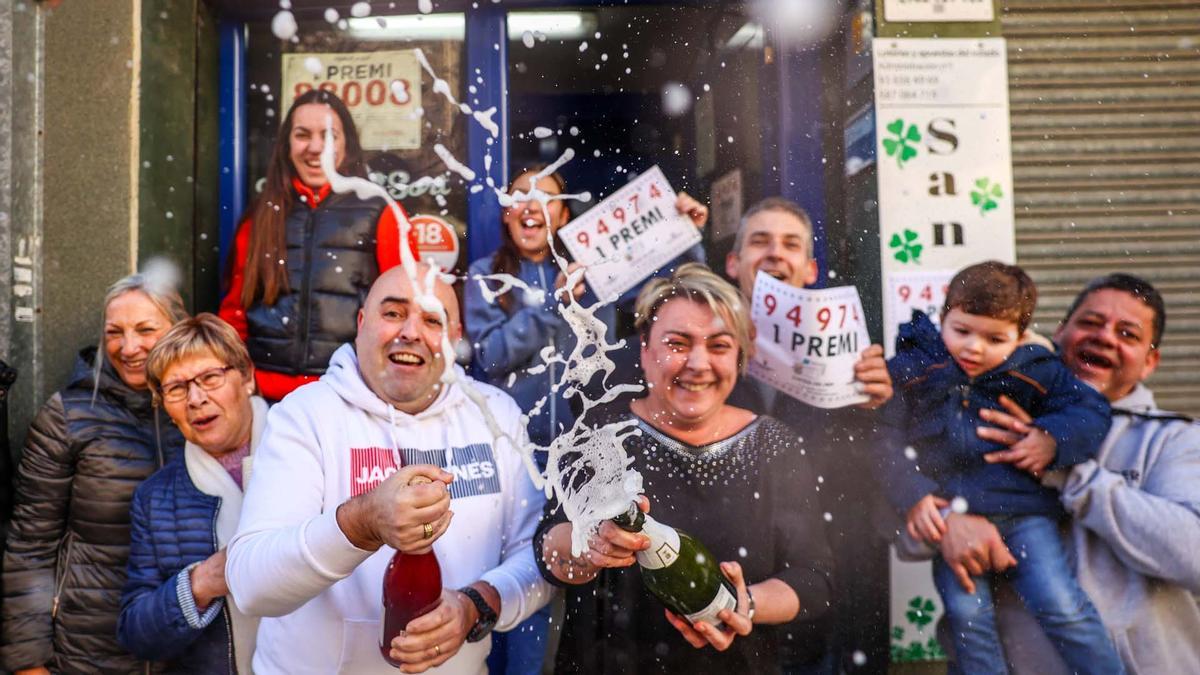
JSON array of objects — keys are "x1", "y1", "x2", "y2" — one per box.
[{"x1": 879, "y1": 261, "x2": 1123, "y2": 674}]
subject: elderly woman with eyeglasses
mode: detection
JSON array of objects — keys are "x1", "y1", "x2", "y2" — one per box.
[{"x1": 117, "y1": 314, "x2": 267, "y2": 674}]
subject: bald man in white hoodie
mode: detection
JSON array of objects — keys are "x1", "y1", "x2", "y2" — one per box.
[{"x1": 227, "y1": 266, "x2": 550, "y2": 674}]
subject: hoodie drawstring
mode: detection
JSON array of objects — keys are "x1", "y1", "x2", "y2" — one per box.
[{"x1": 388, "y1": 407, "x2": 404, "y2": 469}]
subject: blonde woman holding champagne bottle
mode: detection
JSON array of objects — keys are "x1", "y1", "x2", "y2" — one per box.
[{"x1": 535, "y1": 264, "x2": 835, "y2": 673}]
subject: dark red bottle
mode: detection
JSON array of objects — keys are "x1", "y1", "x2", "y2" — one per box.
[
  {"x1": 380, "y1": 549, "x2": 443, "y2": 666},
  {"x1": 379, "y1": 474, "x2": 443, "y2": 667}
]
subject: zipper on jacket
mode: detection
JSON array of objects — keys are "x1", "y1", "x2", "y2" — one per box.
[
  {"x1": 153, "y1": 411, "x2": 166, "y2": 467},
  {"x1": 209, "y1": 497, "x2": 236, "y2": 674},
  {"x1": 222, "y1": 605, "x2": 236, "y2": 674},
  {"x1": 51, "y1": 532, "x2": 75, "y2": 619},
  {"x1": 298, "y1": 207, "x2": 317, "y2": 368}
]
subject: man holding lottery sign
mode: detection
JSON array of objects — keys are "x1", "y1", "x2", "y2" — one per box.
[
  {"x1": 749, "y1": 277, "x2": 873, "y2": 409},
  {"x1": 724, "y1": 197, "x2": 896, "y2": 675}
]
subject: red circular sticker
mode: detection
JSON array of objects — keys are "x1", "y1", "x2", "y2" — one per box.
[{"x1": 409, "y1": 214, "x2": 460, "y2": 270}]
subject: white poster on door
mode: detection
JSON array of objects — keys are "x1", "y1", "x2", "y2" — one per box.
[
  {"x1": 710, "y1": 169, "x2": 743, "y2": 242},
  {"x1": 874, "y1": 37, "x2": 1015, "y2": 356},
  {"x1": 883, "y1": 0, "x2": 995, "y2": 23}
]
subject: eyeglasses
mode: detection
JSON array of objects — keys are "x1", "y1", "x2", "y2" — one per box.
[{"x1": 159, "y1": 366, "x2": 236, "y2": 403}]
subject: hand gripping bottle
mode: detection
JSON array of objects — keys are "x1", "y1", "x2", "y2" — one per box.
[
  {"x1": 612, "y1": 502, "x2": 738, "y2": 629},
  {"x1": 380, "y1": 477, "x2": 444, "y2": 666}
]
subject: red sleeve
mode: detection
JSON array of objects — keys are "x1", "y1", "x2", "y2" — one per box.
[
  {"x1": 376, "y1": 201, "x2": 420, "y2": 272},
  {"x1": 218, "y1": 220, "x2": 253, "y2": 341}
]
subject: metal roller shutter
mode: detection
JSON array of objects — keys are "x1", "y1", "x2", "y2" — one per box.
[{"x1": 1002, "y1": 0, "x2": 1200, "y2": 415}]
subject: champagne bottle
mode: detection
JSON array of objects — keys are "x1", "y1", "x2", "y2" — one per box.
[
  {"x1": 380, "y1": 478, "x2": 444, "y2": 666},
  {"x1": 612, "y1": 502, "x2": 738, "y2": 629}
]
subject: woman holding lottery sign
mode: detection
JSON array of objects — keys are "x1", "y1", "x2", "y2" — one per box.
[
  {"x1": 463, "y1": 166, "x2": 709, "y2": 674},
  {"x1": 218, "y1": 90, "x2": 419, "y2": 402}
]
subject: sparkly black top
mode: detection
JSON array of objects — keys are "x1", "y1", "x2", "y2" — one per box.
[{"x1": 535, "y1": 407, "x2": 835, "y2": 674}]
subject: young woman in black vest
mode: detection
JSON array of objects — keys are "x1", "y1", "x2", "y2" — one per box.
[{"x1": 219, "y1": 90, "x2": 416, "y2": 401}]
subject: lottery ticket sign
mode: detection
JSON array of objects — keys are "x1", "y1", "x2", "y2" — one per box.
[
  {"x1": 560, "y1": 166, "x2": 701, "y2": 301},
  {"x1": 884, "y1": 269, "x2": 955, "y2": 357},
  {"x1": 747, "y1": 273, "x2": 871, "y2": 409},
  {"x1": 281, "y1": 50, "x2": 422, "y2": 151}
]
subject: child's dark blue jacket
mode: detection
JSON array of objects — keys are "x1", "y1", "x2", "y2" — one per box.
[
  {"x1": 117, "y1": 453, "x2": 234, "y2": 674},
  {"x1": 877, "y1": 311, "x2": 1111, "y2": 517}
]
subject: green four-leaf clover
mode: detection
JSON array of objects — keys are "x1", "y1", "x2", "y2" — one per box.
[
  {"x1": 971, "y1": 177, "x2": 1004, "y2": 214},
  {"x1": 882, "y1": 118, "x2": 922, "y2": 168},
  {"x1": 905, "y1": 596, "x2": 936, "y2": 628},
  {"x1": 889, "y1": 228, "x2": 923, "y2": 264}
]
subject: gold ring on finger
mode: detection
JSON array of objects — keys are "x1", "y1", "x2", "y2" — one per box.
[
  {"x1": 423, "y1": 522, "x2": 434, "y2": 539},
  {"x1": 434, "y1": 644, "x2": 441, "y2": 657}
]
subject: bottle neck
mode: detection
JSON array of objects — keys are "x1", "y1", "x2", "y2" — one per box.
[
  {"x1": 634, "y1": 515, "x2": 681, "y2": 570},
  {"x1": 612, "y1": 502, "x2": 646, "y2": 532}
]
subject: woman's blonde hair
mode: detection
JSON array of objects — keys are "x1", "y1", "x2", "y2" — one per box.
[
  {"x1": 146, "y1": 313, "x2": 254, "y2": 403},
  {"x1": 633, "y1": 263, "x2": 755, "y2": 373},
  {"x1": 95, "y1": 268, "x2": 188, "y2": 391}
]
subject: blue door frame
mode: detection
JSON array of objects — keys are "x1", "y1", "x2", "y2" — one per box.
[{"x1": 216, "y1": 3, "x2": 832, "y2": 279}]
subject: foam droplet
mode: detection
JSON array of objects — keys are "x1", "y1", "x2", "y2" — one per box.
[
  {"x1": 454, "y1": 339, "x2": 473, "y2": 363},
  {"x1": 350, "y1": 2, "x2": 371, "y2": 18},
  {"x1": 270, "y1": 11, "x2": 298, "y2": 40},
  {"x1": 390, "y1": 80, "x2": 411, "y2": 104},
  {"x1": 661, "y1": 81, "x2": 692, "y2": 117}
]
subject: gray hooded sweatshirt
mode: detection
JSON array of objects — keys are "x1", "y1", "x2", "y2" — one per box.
[{"x1": 993, "y1": 384, "x2": 1200, "y2": 674}]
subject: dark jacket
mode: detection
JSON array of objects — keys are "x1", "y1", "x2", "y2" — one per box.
[
  {"x1": 728, "y1": 379, "x2": 897, "y2": 673},
  {"x1": 1, "y1": 348, "x2": 184, "y2": 673},
  {"x1": 243, "y1": 191, "x2": 386, "y2": 377},
  {"x1": 878, "y1": 311, "x2": 1111, "y2": 516},
  {"x1": 119, "y1": 453, "x2": 232, "y2": 674}
]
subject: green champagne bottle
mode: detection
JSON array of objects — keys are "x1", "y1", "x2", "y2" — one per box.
[{"x1": 612, "y1": 502, "x2": 738, "y2": 629}]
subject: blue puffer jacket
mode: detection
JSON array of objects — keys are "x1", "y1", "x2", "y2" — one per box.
[
  {"x1": 117, "y1": 453, "x2": 232, "y2": 674},
  {"x1": 877, "y1": 311, "x2": 1112, "y2": 516}
]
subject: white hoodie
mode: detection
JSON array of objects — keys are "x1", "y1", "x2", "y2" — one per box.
[{"x1": 226, "y1": 344, "x2": 551, "y2": 675}]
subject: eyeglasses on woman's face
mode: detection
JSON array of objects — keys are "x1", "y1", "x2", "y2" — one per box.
[{"x1": 159, "y1": 365, "x2": 236, "y2": 403}]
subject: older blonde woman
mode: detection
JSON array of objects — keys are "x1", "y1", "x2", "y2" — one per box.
[
  {"x1": 2, "y1": 272, "x2": 187, "y2": 675},
  {"x1": 117, "y1": 314, "x2": 266, "y2": 674},
  {"x1": 534, "y1": 263, "x2": 834, "y2": 674}
]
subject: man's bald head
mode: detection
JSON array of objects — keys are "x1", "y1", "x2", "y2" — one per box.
[
  {"x1": 365, "y1": 265, "x2": 462, "y2": 335},
  {"x1": 356, "y1": 264, "x2": 462, "y2": 413}
]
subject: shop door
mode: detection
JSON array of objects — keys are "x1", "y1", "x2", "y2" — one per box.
[
  {"x1": 230, "y1": 7, "x2": 472, "y2": 273},
  {"x1": 502, "y1": 4, "x2": 770, "y2": 264},
  {"x1": 213, "y1": 1, "x2": 791, "y2": 280}
]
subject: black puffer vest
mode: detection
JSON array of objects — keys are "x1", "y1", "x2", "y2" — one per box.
[
  {"x1": 1, "y1": 348, "x2": 184, "y2": 673},
  {"x1": 245, "y1": 192, "x2": 385, "y2": 376}
]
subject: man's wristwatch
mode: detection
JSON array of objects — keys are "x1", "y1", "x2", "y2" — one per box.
[{"x1": 459, "y1": 586, "x2": 498, "y2": 643}]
